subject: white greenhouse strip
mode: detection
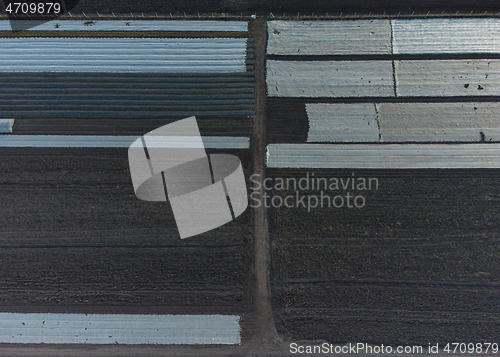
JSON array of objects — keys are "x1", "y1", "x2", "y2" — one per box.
[
  {"x1": 266, "y1": 18, "x2": 500, "y2": 55},
  {"x1": 267, "y1": 60, "x2": 394, "y2": 97},
  {"x1": 306, "y1": 103, "x2": 379, "y2": 142},
  {"x1": 0, "y1": 38, "x2": 248, "y2": 73},
  {"x1": 377, "y1": 102, "x2": 500, "y2": 142},
  {"x1": 0, "y1": 20, "x2": 248, "y2": 32},
  {"x1": 395, "y1": 60, "x2": 500, "y2": 97},
  {"x1": 0, "y1": 135, "x2": 250, "y2": 149},
  {"x1": 305, "y1": 102, "x2": 500, "y2": 143},
  {"x1": 0, "y1": 119, "x2": 14, "y2": 133},
  {"x1": 0, "y1": 313, "x2": 241, "y2": 344},
  {"x1": 266, "y1": 143, "x2": 500, "y2": 169},
  {"x1": 392, "y1": 18, "x2": 500, "y2": 54},
  {"x1": 267, "y1": 20, "x2": 392, "y2": 55}
]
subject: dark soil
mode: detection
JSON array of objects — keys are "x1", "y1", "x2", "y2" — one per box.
[
  {"x1": 0, "y1": 247, "x2": 245, "y2": 309},
  {"x1": 267, "y1": 168, "x2": 500, "y2": 345},
  {"x1": 0, "y1": 148, "x2": 252, "y2": 314},
  {"x1": 266, "y1": 98, "x2": 308, "y2": 144},
  {"x1": 0, "y1": 73, "x2": 254, "y2": 136}
]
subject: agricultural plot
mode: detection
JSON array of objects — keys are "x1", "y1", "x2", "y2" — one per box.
[
  {"x1": 267, "y1": 143, "x2": 500, "y2": 169},
  {"x1": 268, "y1": 18, "x2": 500, "y2": 57},
  {"x1": 305, "y1": 102, "x2": 500, "y2": 143},
  {"x1": 265, "y1": 18, "x2": 500, "y2": 345},
  {"x1": 395, "y1": 60, "x2": 500, "y2": 97},
  {"x1": 0, "y1": 135, "x2": 250, "y2": 148},
  {"x1": 392, "y1": 18, "x2": 500, "y2": 54},
  {"x1": 378, "y1": 102, "x2": 500, "y2": 142},
  {"x1": 0, "y1": 38, "x2": 249, "y2": 72},
  {"x1": 0, "y1": 148, "x2": 251, "y2": 312},
  {"x1": 0, "y1": 30, "x2": 254, "y2": 137},
  {"x1": 306, "y1": 103, "x2": 379, "y2": 142},
  {"x1": 0, "y1": 20, "x2": 248, "y2": 32},
  {"x1": 0, "y1": 313, "x2": 241, "y2": 345},
  {"x1": 267, "y1": 58, "x2": 500, "y2": 98},
  {"x1": 266, "y1": 99, "x2": 309, "y2": 143},
  {"x1": 0, "y1": 21, "x2": 254, "y2": 346},
  {"x1": 267, "y1": 168, "x2": 500, "y2": 344},
  {"x1": 266, "y1": 60, "x2": 394, "y2": 97},
  {"x1": 267, "y1": 20, "x2": 391, "y2": 55},
  {"x1": 0, "y1": 73, "x2": 254, "y2": 136}
]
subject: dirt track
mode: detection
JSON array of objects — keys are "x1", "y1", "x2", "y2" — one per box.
[{"x1": 246, "y1": 17, "x2": 280, "y2": 345}]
